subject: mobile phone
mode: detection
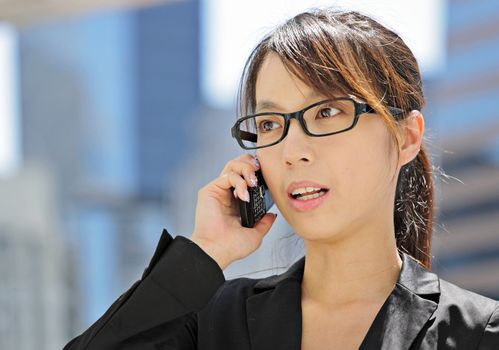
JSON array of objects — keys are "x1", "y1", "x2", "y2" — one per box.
[{"x1": 234, "y1": 169, "x2": 274, "y2": 228}]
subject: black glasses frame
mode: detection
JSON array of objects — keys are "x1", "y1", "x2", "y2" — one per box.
[{"x1": 231, "y1": 97, "x2": 404, "y2": 150}]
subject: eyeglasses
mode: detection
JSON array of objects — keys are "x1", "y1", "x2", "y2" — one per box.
[{"x1": 231, "y1": 96, "x2": 404, "y2": 150}]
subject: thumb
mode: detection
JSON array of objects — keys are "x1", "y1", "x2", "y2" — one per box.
[{"x1": 253, "y1": 213, "x2": 278, "y2": 236}]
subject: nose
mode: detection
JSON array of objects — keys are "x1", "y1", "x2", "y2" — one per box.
[{"x1": 281, "y1": 119, "x2": 314, "y2": 166}]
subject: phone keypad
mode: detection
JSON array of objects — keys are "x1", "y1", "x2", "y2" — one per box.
[{"x1": 251, "y1": 185, "x2": 266, "y2": 220}]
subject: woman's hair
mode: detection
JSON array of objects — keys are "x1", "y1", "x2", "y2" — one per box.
[{"x1": 236, "y1": 8, "x2": 435, "y2": 269}]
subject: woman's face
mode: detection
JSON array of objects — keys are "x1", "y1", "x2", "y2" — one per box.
[{"x1": 255, "y1": 52, "x2": 400, "y2": 243}]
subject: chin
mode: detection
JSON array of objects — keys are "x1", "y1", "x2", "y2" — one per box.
[{"x1": 289, "y1": 219, "x2": 343, "y2": 242}]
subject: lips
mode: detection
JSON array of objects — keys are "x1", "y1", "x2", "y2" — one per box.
[
  {"x1": 286, "y1": 180, "x2": 330, "y2": 197},
  {"x1": 288, "y1": 181, "x2": 330, "y2": 212},
  {"x1": 290, "y1": 189, "x2": 328, "y2": 200}
]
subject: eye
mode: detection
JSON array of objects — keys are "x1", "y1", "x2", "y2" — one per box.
[
  {"x1": 317, "y1": 106, "x2": 341, "y2": 119},
  {"x1": 258, "y1": 119, "x2": 281, "y2": 132}
]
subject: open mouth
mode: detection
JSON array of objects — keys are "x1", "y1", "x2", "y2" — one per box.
[{"x1": 290, "y1": 188, "x2": 329, "y2": 201}]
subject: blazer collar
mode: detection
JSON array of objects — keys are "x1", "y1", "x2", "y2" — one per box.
[{"x1": 246, "y1": 252, "x2": 440, "y2": 350}]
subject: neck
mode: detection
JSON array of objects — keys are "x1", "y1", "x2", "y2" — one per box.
[{"x1": 301, "y1": 225, "x2": 403, "y2": 307}]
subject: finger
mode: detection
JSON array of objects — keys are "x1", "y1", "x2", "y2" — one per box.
[
  {"x1": 252, "y1": 213, "x2": 278, "y2": 237},
  {"x1": 221, "y1": 161, "x2": 259, "y2": 189},
  {"x1": 211, "y1": 171, "x2": 249, "y2": 202},
  {"x1": 220, "y1": 154, "x2": 260, "y2": 177},
  {"x1": 228, "y1": 172, "x2": 250, "y2": 202}
]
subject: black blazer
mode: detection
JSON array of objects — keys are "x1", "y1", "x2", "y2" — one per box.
[{"x1": 64, "y1": 229, "x2": 499, "y2": 349}]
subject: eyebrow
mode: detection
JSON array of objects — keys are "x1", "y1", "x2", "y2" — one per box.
[
  {"x1": 254, "y1": 100, "x2": 282, "y2": 112},
  {"x1": 255, "y1": 91, "x2": 323, "y2": 112}
]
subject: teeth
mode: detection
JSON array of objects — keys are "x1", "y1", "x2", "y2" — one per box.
[
  {"x1": 291, "y1": 187, "x2": 322, "y2": 196},
  {"x1": 296, "y1": 190, "x2": 326, "y2": 201}
]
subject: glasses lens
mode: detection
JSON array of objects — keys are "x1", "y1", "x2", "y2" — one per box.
[
  {"x1": 303, "y1": 99, "x2": 356, "y2": 135},
  {"x1": 237, "y1": 114, "x2": 286, "y2": 149}
]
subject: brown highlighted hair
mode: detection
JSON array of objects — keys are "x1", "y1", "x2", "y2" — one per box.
[{"x1": 236, "y1": 8, "x2": 434, "y2": 269}]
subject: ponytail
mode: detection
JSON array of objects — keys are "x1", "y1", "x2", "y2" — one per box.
[{"x1": 394, "y1": 144, "x2": 434, "y2": 269}]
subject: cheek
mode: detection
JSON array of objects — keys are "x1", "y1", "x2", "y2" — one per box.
[
  {"x1": 257, "y1": 149, "x2": 308, "y2": 210},
  {"x1": 336, "y1": 132, "x2": 395, "y2": 201},
  {"x1": 256, "y1": 150, "x2": 280, "y2": 191},
  {"x1": 367, "y1": 148, "x2": 396, "y2": 197}
]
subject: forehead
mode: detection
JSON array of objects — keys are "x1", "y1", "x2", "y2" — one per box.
[{"x1": 255, "y1": 52, "x2": 323, "y2": 111}]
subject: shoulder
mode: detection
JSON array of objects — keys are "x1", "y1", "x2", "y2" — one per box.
[
  {"x1": 207, "y1": 274, "x2": 271, "y2": 310},
  {"x1": 437, "y1": 276, "x2": 499, "y2": 317},
  {"x1": 433, "y1": 275, "x2": 499, "y2": 347},
  {"x1": 210, "y1": 257, "x2": 306, "y2": 306},
  {"x1": 200, "y1": 258, "x2": 304, "y2": 315},
  {"x1": 400, "y1": 252, "x2": 498, "y2": 323},
  {"x1": 216, "y1": 276, "x2": 262, "y2": 300}
]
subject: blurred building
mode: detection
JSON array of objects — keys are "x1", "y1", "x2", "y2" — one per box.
[
  {"x1": 0, "y1": 164, "x2": 72, "y2": 350},
  {"x1": 18, "y1": 0, "x2": 200, "y2": 335},
  {"x1": 427, "y1": 0, "x2": 499, "y2": 299}
]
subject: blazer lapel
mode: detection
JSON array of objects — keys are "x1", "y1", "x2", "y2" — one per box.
[
  {"x1": 245, "y1": 252, "x2": 440, "y2": 350},
  {"x1": 359, "y1": 252, "x2": 441, "y2": 350},
  {"x1": 246, "y1": 257, "x2": 305, "y2": 350}
]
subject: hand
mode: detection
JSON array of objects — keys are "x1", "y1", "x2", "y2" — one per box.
[{"x1": 191, "y1": 154, "x2": 277, "y2": 270}]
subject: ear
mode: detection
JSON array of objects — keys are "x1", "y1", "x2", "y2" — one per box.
[{"x1": 398, "y1": 110, "x2": 425, "y2": 167}]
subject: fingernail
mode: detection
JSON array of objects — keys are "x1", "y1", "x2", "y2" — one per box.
[
  {"x1": 252, "y1": 157, "x2": 260, "y2": 168},
  {"x1": 243, "y1": 189, "x2": 250, "y2": 202},
  {"x1": 233, "y1": 188, "x2": 238, "y2": 198},
  {"x1": 249, "y1": 174, "x2": 258, "y2": 187}
]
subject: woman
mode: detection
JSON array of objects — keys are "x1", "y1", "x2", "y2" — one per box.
[{"x1": 64, "y1": 8, "x2": 499, "y2": 350}]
